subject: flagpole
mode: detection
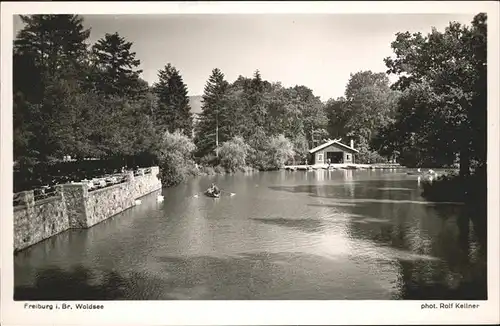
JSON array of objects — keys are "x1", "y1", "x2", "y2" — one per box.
[{"x1": 216, "y1": 110, "x2": 219, "y2": 158}]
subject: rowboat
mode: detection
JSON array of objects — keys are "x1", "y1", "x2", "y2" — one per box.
[{"x1": 205, "y1": 190, "x2": 220, "y2": 198}]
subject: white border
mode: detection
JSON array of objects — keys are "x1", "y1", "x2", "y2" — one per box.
[{"x1": 1, "y1": 2, "x2": 499, "y2": 325}]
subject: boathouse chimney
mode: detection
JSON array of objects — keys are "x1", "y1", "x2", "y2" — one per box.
[{"x1": 350, "y1": 139, "x2": 354, "y2": 149}]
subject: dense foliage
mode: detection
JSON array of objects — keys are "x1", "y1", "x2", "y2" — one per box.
[
  {"x1": 193, "y1": 69, "x2": 329, "y2": 168},
  {"x1": 219, "y1": 137, "x2": 249, "y2": 173},
  {"x1": 13, "y1": 14, "x2": 487, "y2": 195},
  {"x1": 375, "y1": 13, "x2": 488, "y2": 206},
  {"x1": 157, "y1": 131, "x2": 197, "y2": 187},
  {"x1": 374, "y1": 13, "x2": 487, "y2": 174},
  {"x1": 13, "y1": 15, "x2": 165, "y2": 169},
  {"x1": 325, "y1": 71, "x2": 400, "y2": 163}
]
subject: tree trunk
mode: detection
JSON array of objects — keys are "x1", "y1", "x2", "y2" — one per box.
[{"x1": 459, "y1": 146, "x2": 470, "y2": 178}]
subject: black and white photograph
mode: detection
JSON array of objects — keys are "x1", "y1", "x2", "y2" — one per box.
[{"x1": 1, "y1": 1, "x2": 499, "y2": 325}]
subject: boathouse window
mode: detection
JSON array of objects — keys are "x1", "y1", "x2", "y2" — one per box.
[
  {"x1": 318, "y1": 154, "x2": 323, "y2": 162},
  {"x1": 346, "y1": 154, "x2": 351, "y2": 161}
]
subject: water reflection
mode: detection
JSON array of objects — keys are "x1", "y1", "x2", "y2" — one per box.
[
  {"x1": 251, "y1": 217, "x2": 325, "y2": 233},
  {"x1": 15, "y1": 170, "x2": 486, "y2": 300}
]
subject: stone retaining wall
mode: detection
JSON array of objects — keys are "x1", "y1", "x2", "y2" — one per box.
[
  {"x1": 13, "y1": 166, "x2": 161, "y2": 252},
  {"x1": 13, "y1": 188, "x2": 68, "y2": 252},
  {"x1": 85, "y1": 182, "x2": 135, "y2": 228}
]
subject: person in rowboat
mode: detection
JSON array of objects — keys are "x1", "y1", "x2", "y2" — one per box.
[{"x1": 208, "y1": 183, "x2": 220, "y2": 195}]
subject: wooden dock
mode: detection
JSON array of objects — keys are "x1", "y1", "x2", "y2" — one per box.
[{"x1": 283, "y1": 163, "x2": 404, "y2": 171}]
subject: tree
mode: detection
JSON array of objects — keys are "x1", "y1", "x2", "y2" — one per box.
[
  {"x1": 192, "y1": 70, "x2": 340, "y2": 168},
  {"x1": 236, "y1": 70, "x2": 270, "y2": 140},
  {"x1": 14, "y1": 15, "x2": 90, "y2": 87},
  {"x1": 268, "y1": 135, "x2": 295, "y2": 169},
  {"x1": 13, "y1": 92, "x2": 38, "y2": 166},
  {"x1": 383, "y1": 13, "x2": 487, "y2": 174},
  {"x1": 13, "y1": 15, "x2": 92, "y2": 163},
  {"x1": 464, "y1": 14, "x2": 487, "y2": 170},
  {"x1": 324, "y1": 71, "x2": 399, "y2": 163},
  {"x1": 290, "y1": 131, "x2": 309, "y2": 164},
  {"x1": 325, "y1": 97, "x2": 350, "y2": 139},
  {"x1": 291, "y1": 85, "x2": 328, "y2": 148},
  {"x1": 263, "y1": 84, "x2": 304, "y2": 140},
  {"x1": 91, "y1": 32, "x2": 145, "y2": 98},
  {"x1": 194, "y1": 68, "x2": 230, "y2": 158},
  {"x1": 219, "y1": 137, "x2": 249, "y2": 172},
  {"x1": 344, "y1": 71, "x2": 399, "y2": 142},
  {"x1": 246, "y1": 128, "x2": 271, "y2": 170},
  {"x1": 157, "y1": 131, "x2": 197, "y2": 187},
  {"x1": 153, "y1": 64, "x2": 193, "y2": 137},
  {"x1": 246, "y1": 132, "x2": 295, "y2": 171}
]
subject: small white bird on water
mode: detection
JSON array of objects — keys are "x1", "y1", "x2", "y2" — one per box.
[
  {"x1": 157, "y1": 195, "x2": 164, "y2": 202},
  {"x1": 135, "y1": 199, "x2": 142, "y2": 205}
]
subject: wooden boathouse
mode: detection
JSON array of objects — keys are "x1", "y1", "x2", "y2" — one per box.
[{"x1": 309, "y1": 138, "x2": 359, "y2": 165}]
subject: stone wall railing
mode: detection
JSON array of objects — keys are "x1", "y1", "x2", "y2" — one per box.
[
  {"x1": 14, "y1": 186, "x2": 59, "y2": 207},
  {"x1": 13, "y1": 166, "x2": 161, "y2": 252}
]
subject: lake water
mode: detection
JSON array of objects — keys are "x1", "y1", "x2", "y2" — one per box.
[{"x1": 14, "y1": 169, "x2": 487, "y2": 300}]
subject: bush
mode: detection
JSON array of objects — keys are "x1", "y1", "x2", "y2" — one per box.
[
  {"x1": 200, "y1": 165, "x2": 216, "y2": 176},
  {"x1": 159, "y1": 155, "x2": 186, "y2": 187},
  {"x1": 290, "y1": 133, "x2": 308, "y2": 164},
  {"x1": 247, "y1": 133, "x2": 295, "y2": 171},
  {"x1": 267, "y1": 134, "x2": 295, "y2": 169},
  {"x1": 239, "y1": 166, "x2": 258, "y2": 173},
  {"x1": 213, "y1": 165, "x2": 225, "y2": 174},
  {"x1": 356, "y1": 148, "x2": 388, "y2": 164},
  {"x1": 186, "y1": 161, "x2": 200, "y2": 177},
  {"x1": 199, "y1": 153, "x2": 219, "y2": 166},
  {"x1": 421, "y1": 171, "x2": 465, "y2": 202},
  {"x1": 421, "y1": 164, "x2": 486, "y2": 204},
  {"x1": 157, "y1": 131, "x2": 196, "y2": 187},
  {"x1": 219, "y1": 136, "x2": 249, "y2": 172}
]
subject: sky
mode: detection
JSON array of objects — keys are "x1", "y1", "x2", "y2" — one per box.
[{"x1": 13, "y1": 13, "x2": 476, "y2": 101}]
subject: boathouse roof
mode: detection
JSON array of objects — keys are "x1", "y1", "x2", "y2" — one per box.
[{"x1": 308, "y1": 138, "x2": 359, "y2": 154}]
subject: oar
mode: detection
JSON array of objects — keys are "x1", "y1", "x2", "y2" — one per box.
[
  {"x1": 193, "y1": 190, "x2": 204, "y2": 198},
  {"x1": 193, "y1": 189, "x2": 215, "y2": 198},
  {"x1": 220, "y1": 189, "x2": 236, "y2": 196},
  {"x1": 193, "y1": 188, "x2": 212, "y2": 198}
]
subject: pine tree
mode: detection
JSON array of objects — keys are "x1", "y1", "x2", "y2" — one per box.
[
  {"x1": 14, "y1": 14, "x2": 91, "y2": 102},
  {"x1": 194, "y1": 68, "x2": 230, "y2": 158},
  {"x1": 91, "y1": 32, "x2": 145, "y2": 98},
  {"x1": 153, "y1": 64, "x2": 193, "y2": 137},
  {"x1": 13, "y1": 15, "x2": 91, "y2": 163},
  {"x1": 250, "y1": 69, "x2": 264, "y2": 94},
  {"x1": 239, "y1": 70, "x2": 268, "y2": 140}
]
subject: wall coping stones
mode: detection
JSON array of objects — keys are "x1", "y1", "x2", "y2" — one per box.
[{"x1": 33, "y1": 195, "x2": 62, "y2": 206}]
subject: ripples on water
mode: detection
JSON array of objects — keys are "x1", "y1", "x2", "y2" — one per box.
[{"x1": 14, "y1": 169, "x2": 487, "y2": 300}]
